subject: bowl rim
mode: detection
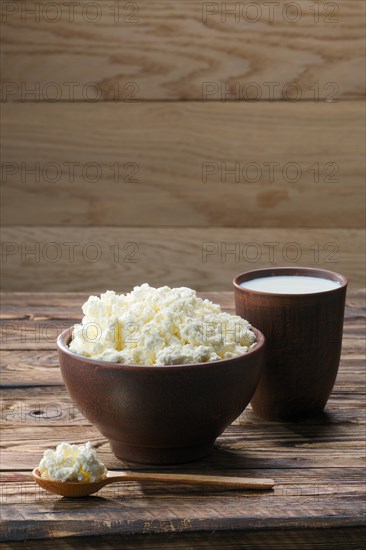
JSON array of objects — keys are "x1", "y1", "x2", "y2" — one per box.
[
  {"x1": 57, "y1": 326, "x2": 265, "y2": 372},
  {"x1": 233, "y1": 267, "x2": 348, "y2": 297}
]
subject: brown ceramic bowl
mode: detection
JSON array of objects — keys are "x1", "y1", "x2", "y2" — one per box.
[{"x1": 57, "y1": 327, "x2": 265, "y2": 465}]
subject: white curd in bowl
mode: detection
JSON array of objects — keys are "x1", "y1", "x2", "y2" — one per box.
[{"x1": 69, "y1": 284, "x2": 256, "y2": 366}]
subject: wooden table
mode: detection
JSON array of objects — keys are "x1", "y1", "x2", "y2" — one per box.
[{"x1": 1, "y1": 291, "x2": 365, "y2": 548}]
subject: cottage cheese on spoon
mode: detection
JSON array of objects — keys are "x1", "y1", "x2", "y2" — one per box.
[
  {"x1": 69, "y1": 284, "x2": 256, "y2": 366},
  {"x1": 39, "y1": 442, "x2": 107, "y2": 482}
]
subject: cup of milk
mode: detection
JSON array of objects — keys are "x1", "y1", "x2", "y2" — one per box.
[{"x1": 233, "y1": 268, "x2": 348, "y2": 421}]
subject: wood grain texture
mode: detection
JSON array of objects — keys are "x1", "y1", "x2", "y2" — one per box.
[
  {"x1": 1, "y1": 1, "x2": 364, "y2": 102},
  {"x1": 1, "y1": 289, "x2": 364, "y2": 313},
  {"x1": 1, "y1": 102, "x2": 364, "y2": 227},
  {"x1": 1, "y1": 495, "x2": 365, "y2": 541},
  {"x1": 2, "y1": 528, "x2": 366, "y2": 549},
  {"x1": 1, "y1": 226, "x2": 364, "y2": 292},
  {"x1": 2, "y1": 411, "x2": 366, "y2": 470},
  {"x1": 0, "y1": 291, "x2": 365, "y2": 543}
]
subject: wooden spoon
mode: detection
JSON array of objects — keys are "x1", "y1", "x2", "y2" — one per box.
[{"x1": 32, "y1": 468, "x2": 274, "y2": 497}]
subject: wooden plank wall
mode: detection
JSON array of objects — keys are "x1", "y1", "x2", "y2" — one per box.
[{"x1": 1, "y1": 0, "x2": 365, "y2": 291}]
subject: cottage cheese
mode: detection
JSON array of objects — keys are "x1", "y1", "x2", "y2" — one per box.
[
  {"x1": 69, "y1": 284, "x2": 257, "y2": 366},
  {"x1": 39, "y1": 442, "x2": 107, "y2": 482}
]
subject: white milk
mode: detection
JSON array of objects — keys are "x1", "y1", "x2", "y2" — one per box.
[{"x1": 240, "y1": 275, "x2": 341, "y2": 294}]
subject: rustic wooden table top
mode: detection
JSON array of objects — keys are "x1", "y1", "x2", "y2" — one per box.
[{"x1": 1, "y1": 291, "x2": 365, "y2": 548}]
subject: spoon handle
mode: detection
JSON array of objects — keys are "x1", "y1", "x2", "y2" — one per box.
[{"x1": 107, "y1": 472, "x2": 274, "y2": 490}]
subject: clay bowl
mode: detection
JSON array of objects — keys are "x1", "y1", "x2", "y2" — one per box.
[{"x1": 57, "y1": 327, "x2": 265, "y2": 465}]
